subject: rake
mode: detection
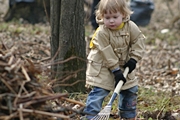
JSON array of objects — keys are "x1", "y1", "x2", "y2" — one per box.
[{"x1": 91, "y1": 67, "x2": 129, "y2": 120}]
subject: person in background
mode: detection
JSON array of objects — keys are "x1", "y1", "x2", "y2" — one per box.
[
  {"x1": 9, "y1": 0, "x2": 35, "y2": 8},
  {"x1": 130, "y1": 0, "x2": 154, "y2": 26},
  {"x1": 81, "y1": 0, "x2": 145, "y2": 119},
  {"x1": 90, "y1": 0, "x2": 100, "y2": 30}
]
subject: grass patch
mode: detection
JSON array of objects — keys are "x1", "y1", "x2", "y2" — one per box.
[
  {"x1": 0, "y1": 21, "x2": 50, "y2": 35},
  {"x1": 137, "y1": 87, "x2": 180, "y2": 119}
]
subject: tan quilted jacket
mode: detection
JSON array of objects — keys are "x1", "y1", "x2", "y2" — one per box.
[{"x1": 86, "y1": 16, "x2": 145, "y2": 91}]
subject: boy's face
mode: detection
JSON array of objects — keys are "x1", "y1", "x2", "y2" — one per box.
[{"x1": 103, "y1": 11, "x2": 124, "y2": 30}]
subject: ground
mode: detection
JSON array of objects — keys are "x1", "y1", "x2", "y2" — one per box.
[{"x1": 0, "y1": 0, "x2": 180, "y2": 120}]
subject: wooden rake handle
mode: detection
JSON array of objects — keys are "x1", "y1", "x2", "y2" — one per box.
[{"x1": 114, "y1": 67, "x2": 129, "y2": 94}]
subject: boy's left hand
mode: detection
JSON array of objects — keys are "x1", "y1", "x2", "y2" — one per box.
[{"x1": 123, "y1": 58, "x2": 137, "y2": 73}]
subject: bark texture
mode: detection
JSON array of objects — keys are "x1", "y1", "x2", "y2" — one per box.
[{"x1": 50, "y1": 0, "x2": 86, "y2": 92}]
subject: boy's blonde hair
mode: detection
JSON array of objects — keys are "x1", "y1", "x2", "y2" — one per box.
[{"x1": 96, "y1": 0, "x2": 132, "y2": 19}]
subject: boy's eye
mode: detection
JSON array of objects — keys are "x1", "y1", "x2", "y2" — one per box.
[{"x1": 105, "y1": 17, "x2": 110, "y2": 19}]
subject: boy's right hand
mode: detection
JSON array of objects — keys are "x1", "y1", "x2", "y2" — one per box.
[{"x1": 113, "y1": 69, "x2": 126, "y2": 87}]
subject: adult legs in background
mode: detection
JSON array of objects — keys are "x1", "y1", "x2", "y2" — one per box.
[{"x1": 90, "y1": 0, "x2": 100, "y2": 30}]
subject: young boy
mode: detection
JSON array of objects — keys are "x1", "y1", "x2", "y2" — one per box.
[{"x1": 82, "y1": 0, "x2": 145, "y2": 119}]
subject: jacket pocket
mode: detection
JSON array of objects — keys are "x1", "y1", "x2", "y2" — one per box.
[{"x1": 86, "y1": 61, "x2": 102, "y2": 77}]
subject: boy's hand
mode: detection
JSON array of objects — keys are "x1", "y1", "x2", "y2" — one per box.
[
  {"x1": 113, "y1": 69, "x2": 126, "y2": 87},
  {"x1": 123, "y1": 58, "x2": 137, "y2": 73}
]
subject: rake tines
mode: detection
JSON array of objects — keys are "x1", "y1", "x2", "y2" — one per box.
[{"x1": 91, "y1": 105, "x2": 111, "y2": 120}]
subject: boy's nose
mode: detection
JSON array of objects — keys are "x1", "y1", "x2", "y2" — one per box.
[{"x1": 109, "y1": 19, "x2": 114, "y2": 23}]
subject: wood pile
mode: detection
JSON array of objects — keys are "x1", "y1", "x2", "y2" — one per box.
[{"x1": 0, "y1": 44, "x2": 85, "y2": 120}]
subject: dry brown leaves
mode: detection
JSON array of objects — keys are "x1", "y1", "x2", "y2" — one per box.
[
  {"x1": 0, "y1": 25, "x2": 85, "y2": 120},
  {"x1": 137, "y1": 43, "x2": 180, "y2": 95}
]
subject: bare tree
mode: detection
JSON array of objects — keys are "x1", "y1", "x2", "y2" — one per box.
[{"x1": 50, "y1": 0, "x2": 86, "y2": 92}]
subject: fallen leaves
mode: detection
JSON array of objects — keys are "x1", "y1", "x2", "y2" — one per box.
[{"x1": 0, "y1": 24, "x2": 85, "y2": 120}]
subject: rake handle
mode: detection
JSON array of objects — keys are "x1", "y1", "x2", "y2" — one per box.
[
  {"x1": 114, "y1": 67, "x2": 129, "y2": 94},
  {"x1": 107, "y1": 67, "x2": 129, "y2": 106}
]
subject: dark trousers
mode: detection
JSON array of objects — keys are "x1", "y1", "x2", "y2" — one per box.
[{"x1": 91, "y1": 0, "x2": 100, "y2": 30}]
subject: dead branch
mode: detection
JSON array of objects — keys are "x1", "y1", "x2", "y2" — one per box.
[{"x1": 18, "y1": 108, "x2": 70, "y2": 119}]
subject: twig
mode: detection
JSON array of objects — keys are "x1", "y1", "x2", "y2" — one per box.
[
  {"x1": 53, "y1": 80, "x2": 84, "y2": 87},
  {"x1": 43, "y1": 0, "x2": 50, "y2": 24},
  {"x1": 7, "y1": 55, "x2": 14, "y2": 65},
  {"x1": 56, "y1": 68, "x2": 84, "y2": 83},
  {"x1": 19, "y1": 104, "x2": 23, "y2": 120},
  {"x1": 14, "y1": 61, "x2": 22, "y2": 73},
  {"x1": 0, "y1": 112, "x2": 19, "y2": 120},
  {"x1": 5, "y1": 58, "x2": 21, "y2": 73},
  {"x1": 0, "y1": 105, "x2": 16, "y2": 111},
  {"x1": 0, "y1": 76, "x2": 17, "y2": 94},
  {"x1": 61, "y1": 97, "x2": 85, "y2": 106},
  {"x1": 0, "y1": 60, "x2": 8, "y2": 66},
  {"x1": 21, "y1": 66, "x2": 31, "y2": 81},
  {"x1": 0, "y1": 40, "x2": 8, "y2": 50},
  {"x1": 13, "y1": 81, "x2": 29, "y2": 107},
  {"x1": 156, "y1": 98, "x2": 171, "y2": 119},
  {"x1": 166, "y1": 0, "x2": 174, "y2": 16},
  {"x1": 157, "y1": 104, "x2": 166, "y2": 119},
  {"x1": 19, "y1": 108, "x2": 70, "y2": 119},
  {"x1": 38, "y1": 57, "x2": 51, "y2": 62},
  {"x1": 47, "y1": 56, "x2": 86, "y2": 66},
  {"x1": 20, "y1": 93, "x2": 68, "y2": 107}
]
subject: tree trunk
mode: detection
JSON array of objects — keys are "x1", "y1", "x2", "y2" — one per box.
[{"x1": 50, "y1": 0, "x2": 86, "y2": 92}]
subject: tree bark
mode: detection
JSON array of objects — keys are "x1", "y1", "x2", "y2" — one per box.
[{"x1": 50, "y1": 0, "x2": 86, "y2": 92}]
